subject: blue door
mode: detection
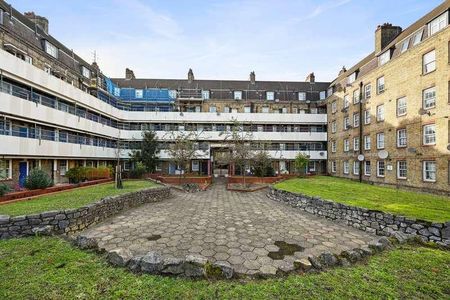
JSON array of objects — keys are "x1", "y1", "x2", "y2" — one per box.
[{"x1": 19, "y1": 162, "x2": 27, "y2": 187}]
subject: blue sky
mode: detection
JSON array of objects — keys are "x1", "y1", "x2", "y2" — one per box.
[{"x1": 8, "y1": 0, "x2": 442, "y2": 81}]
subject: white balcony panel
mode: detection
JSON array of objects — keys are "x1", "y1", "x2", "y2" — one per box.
[
  {"x1": 266, "y1": 150, "x2": 327, "y2": 160},
  {"x1": 0, "y1": 93, "x2": 121, "y2": 138},
  {"x1": 158, "y1": 149, "x2": 210, "y2": 160},
  {"x1": 0, "y1": 135, "x2": 130, "y2": 159}
]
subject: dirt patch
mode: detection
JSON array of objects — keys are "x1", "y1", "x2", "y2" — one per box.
[{"x1": 268, "y1": 241, "x2": 304, "y2": 260}]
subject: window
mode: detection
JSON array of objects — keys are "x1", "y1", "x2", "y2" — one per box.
[
  {"x1": 234, "y1": 91, "x2": 242, "y2": 100},
  {"x1": 353, "y1": 113, "x2": 359, "y2": 127},
  {"x1": 376, "y1": 104, "x2": 385, "y2": 121},
  {"x1": 331, "y1": 101, "x2": 337, "y2": 113},
  {"x1": 266, "y1": 91, "x2": 275, "y2": 101},
  {"x1": 344, "y1": 139, "x2": 350, "y2": 152},
  {"x1": 320, "y1": 91, "x2": 326, "y2": 100},
  {"x1": 331, "y1": 141, "x2": 336, "y2": 153},
  {"x1": 376, "y1": 133, "x2": 385, "y2": 149},
  {"x1": 0, "y1": 159, "x2": 11, "y2": 179},
  {"x1": 353, "y1": 137, "x2": 359, "y2": 151},
  {"x1": 60, "y1": 160, "x2": 68, "y2": 176},
  {"x1": 192, "y1": 161, "x2": 200, "y2": 172},
  {"x1": 331, "y1": 121, "x2": 337, "y2": 133},
  {"x1": 81, "y1": 66, "x2": 90, "y2": 79},
  {"x1": 413, "y1": 30, "x2": 423, "y2": 46},
  {"x1": 423, "y1": 124, "x2": 436, "y2": 145},
  {"x1": 423, "y1": 87, "x2": 436, "y2": 109},
  {"x1": 397, "y1": 161, "x2": 407, "y2": 179},
  {"x1": 401, "y1": 39, "x2": 409, "y2": 53},
  {"x1": 244, "y1": 106, "x2": 251, "y2": 113},
  {"x1": 343, "y1": 161, "x2": 349, "y2": 174},
  {"x1": 327, "y1": 87, "x2": 333, "y2": 97},
  {"x1": 24, "y1": 55, "x2": 33, "y2": 64},
  {"x1": 397, "y1": 129, "x2": 407, "y2": 147},
  {"x1": 364, "y1": 161, "x2": 371, "y2": 176},
  {"x1": 135, "y1": 89, "x2": 143, "y2": 98},
  {"x1": 379, "y1": 50, "x2": 391, "y2": 66},
  {"x1": 353, "y1": 89, "x2": 360, "y2": 104},
  {"x1": 169, "y1": 90, "x2": 177, "y2": 99},
  {"x1": 202, "y1": 90, "x2": 210, "y2": 99},
  {"x1": 423, "y1": 50, "x2": 436, "y2": 74},
  {"x1": 344, "y1": 95, "x2": 350, "y2": 108},
  {"x1": 209, "y1": 106, "x2": 217, "y2": 113},
  {"x1": 423, "y1": 161, "x2": 437, "y2": 182},
  {"x1": 347, "y1": 72, "x2": 357, "y2": 84},
  {"x1": 44, "y1": 40, "x2": 58, "y2": 58},
  {"x1": 262, "y1": 106, "x2": 269, "y2": 113},
  {"x1": 298, "y1": 92, "x2": 306, "y2": 101},
  {"x1": 428, "y1": 11, "x2": 448, "y2": 36},
  {"x1": 397, "y1": 97, "x2": 407, "y2": 116},
  {"x1": 377, "y1": 161, "x2": 385, "y2": 177},
  {"x1": 331, "y1": 161, "x2": 337, "y2": 173},
  {"x1": 364, "y1": 109, "x2": 371, "y2": 124},
  {"x1": 364, "y1": 135, "x2": 371, "y2": 150},
  {"x1": 353, "y1": 161, "x2": 359, "y2": 175},
  {"x1": 343, "y1": 117, "x2": 350, "y2": 130},
  {"x1": 0, "y1": 9, "x2": 3, "y2": 25},
  {"x1": 377, "y1": 76, "x2": 385, "y2": 94},
  {"x1": 364, "y1": 84, "x2": 371, "y2": 99}
]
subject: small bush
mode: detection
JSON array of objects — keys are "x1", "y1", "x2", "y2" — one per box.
[
  {"x1": 251, "y1": 152, "x2": 275, "y2": 177},
  {"x1": 24, "y1": 169, "x2": 53, "y2": 190},
  {"x1": 65, "y1": 167, "x2": 85, "y2": 184},
  {"x1": 129, "y1": 162, "x2": 146, "y2": 179},
  {"x1": 0, "y1": 183, "x2": 11, "y2": 196}
]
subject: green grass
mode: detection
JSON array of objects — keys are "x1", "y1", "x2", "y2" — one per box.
[
  {"x1": 0, "y1": 236, "x2": 449, "y2": 299},
  {"x1": 0, "y1": 180, "x2": 158, "y2": 217},
  {"x1": 275, "y1": 176, "x2": 450, "y2": 223}
]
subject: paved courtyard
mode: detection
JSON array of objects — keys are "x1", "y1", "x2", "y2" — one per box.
[{"x1": 80, "y1": 181, "x2": 377, "y2": 275}]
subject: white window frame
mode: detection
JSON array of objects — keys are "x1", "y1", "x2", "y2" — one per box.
[
  {"x1": 343, "y1": 117, "x2": 350, "y2": 130},
  {"x1": 364, "y1": 109, "x2": 371, "y2": 124},
  {"x1": 364, "y1": 135, "x2": 371, "y2": 150},
  {"x1": 353, "y1": 137, "x2": 359, "y2": 151},
  {"x1": 244, "y1": 106, "x2": 251, "y2": 113},
  {"x1": 397, "y1": 160, "x2": 407, "y2": 179},
  {"x1": 423, "y1": 124, "x2": 436, "y2": 145},
  {"x1": 202, "y1": 90, "x2": 210, "y2": 100},
  {"x1": 0, "y1": 159, "x2": 12, "y2": 179},
  {"x1": 266, "y1": 91, "x2": 275, "y2": 101},
  {"x1": 353, "y1": 113, "x2": 359, "y2": 127},
  {"x1": 44, "y1": 40, "x2": 58, "y2": 58},
  {"x1": 331, "y1": 161, "x2": 337, "y2": 173},
  {"x1": 364, "y1": 161, "x2": 371, "y2": 176},
  {"x1": 377, "y1": 76, "x2": 385, "y2": 94},
  {"x1": 428, "y1": 11, "x2": 448, "y2": 36},
  {"x1": 81, "y1": 66, "x2": 91, "y2": 79},
  {"x1": 135, "y1": 89, "x2": 143, "y2": 99},
  {"x1": 423, "y1": 161, "x2": 437, "y2": 182},
  {"x1": 347, "y1": 72, "x2": 356, "y2": 84},
  {"x1": 331, "y1": 121, "x2": 337, "y2": 133},
  {"x1": 397, "y1": 97, "x2": 407, "y2": 116},
  {"x1": 331, "y1": 101, "x2": 337, "y2": 113},
  {"x1": 331, "y1": 141, "x2": 336, "y2": 153},
  {"x1": 234, "y1": 91, "x2": 242, "y2": 100},
  {"x1": 353, "y1": 89, "x2": 360, "y2": 104},
  {"x1": 413, "y1": 30, "x2": 423, "y2": 46},
  {"x1": 343, "y1": 161, "x2": 349, "y2": 174},
  {"x1": 60, "y1": 160, "x2": 68, "y2": 176},
  {"x1": 376, "y1": 132, "x2": 385, "y2": 149},
  {"x1": 397, "y1": 129, "x2": 407, "y2": 147},
  {"x1": 298, "y1": 92, "x2": 306, "y2": 101},
  {"x1": 423, "y1": 50, "x2": 436, "y2": 74},
  {"x1": 344, "y1": 95, "x2": 350, "y2": 108},
  {"x1": 376, "y1": 104, "x2": 385, "y2": 122},
  {"x1": 364, "y1": 84, "x2": 371, "y2": 99},
  {"x1": 400, "y1": 39, "x2": 409, "y2": 53},
  {"x1": 379, "y1": 50, "x2": 391, "y2": 66},
  {"x1": 353, "y1": 161, "x2": 359, "y2": 175},
  {"x1": 344, "y1": 139, "x2": 350, "y2": 152},
  {"x1": 320, "y1": 91, "x2": 326, "y2": 100},
  {"x1": 209, "y1": 106, "x2": 217, "y2": 113},
  {"x1": 423, "y1": 87, "x2": 436, "y2": 109},
  {"x1": 377, "y1": 161, "x2": 385, "y2": 177}
]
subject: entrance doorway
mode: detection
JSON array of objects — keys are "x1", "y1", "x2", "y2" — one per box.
[
  {"x1": 18, "y1": 161, "x2": 27, "y2": 187},
  {"x1": 211, "y1": 148, "x2": 230, "y2": 177}
]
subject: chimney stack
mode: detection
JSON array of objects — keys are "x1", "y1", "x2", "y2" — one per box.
[
  {"x1": 339, "y1": 66, "x2": 347, "y2": 76},
  {"x1": 249, "y1": 71, "x2": 256, "y2": 84},
  {"x1": 125, "y1": 68, "x2": 135, "y2": 80},
  {"x1": 375, "y1": 23, "x2": 402, "y2": 53},
  {"x1": 305, "y1": 72, "x2": 315, "y2": 83},
  {"x1": 187, "y1": 68, "x2": 194, "y2": 83},
  {"x1": 24, "y1": 12, "x2": 49, "y2": 34}
]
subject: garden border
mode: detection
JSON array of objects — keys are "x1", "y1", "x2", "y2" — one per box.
[
  {"x1": 0, "y1": 186, "x2": 171, "y2": 239},
  {"x1": 267, "y1": 188, "x2": 450, "y2": 247}
]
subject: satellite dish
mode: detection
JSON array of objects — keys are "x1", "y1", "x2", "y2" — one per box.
[
  {"x1": 357, "y1": 154, "x2": 365, "y2": 161},
  {"x1": 378, "y1": 150, "x2": 389, "y2": 159},
  {"x1": 447, "y1": 144, "x2": 450, "y2": 151}
]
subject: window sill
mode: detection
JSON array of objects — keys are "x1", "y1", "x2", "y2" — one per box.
[
  {"x1": 397, "y1": 177, "x2": 407, "y2": 180},
  {"x1": 422, "y1": 69, "x2": 436, "y2": 76}
]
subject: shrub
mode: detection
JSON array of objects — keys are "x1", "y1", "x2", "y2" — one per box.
[
  {"x1": 0, "y1": 183, "x2": 11, "y2": 196},
  {"x1": 66, "y1": 166, "x2": 111, "y2": 183},
  {"x1": 129, "y1": 162, "x2": 146, "y2": 179},
  {"x1": 24, "y1": 169, "x2": 53, "y2": 190},
  {"x1": 251, "y1": 152, "x2": 275, "y2": 177},
  {"x1": 65, "y1": 167, "x2": 86, "y2": 184}
]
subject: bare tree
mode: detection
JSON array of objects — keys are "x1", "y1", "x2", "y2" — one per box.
[
  {"x1": 220, "y1": 120, "x2": 254, "y2": 187},
  {"x1": 114, "y1": 135, "x2": 123, "y2": 189}
]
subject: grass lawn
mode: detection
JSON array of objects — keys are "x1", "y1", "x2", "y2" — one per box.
[
  {"x1": 0, "y1": 236, "x2": 449, "y2": 299},
  {"x1": 275, "y1": 176, "x2": 450, "y2": 223},
  {"x1": 0, "y1": 180, "x2": 158, "y2": 217}
]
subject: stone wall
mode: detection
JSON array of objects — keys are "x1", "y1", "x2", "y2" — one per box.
[
  {"x1": 0, "y1": 187, "x2": 171, "y2": 239},
  {"x1": 267, "y1": 188, "x2": 449, "y2": 247}
]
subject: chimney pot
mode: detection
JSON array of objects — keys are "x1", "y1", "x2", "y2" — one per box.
[
  {"x1": 249, "y1": 71, "x2": 256, "y2": 84},
  {"x1": 375, "y1": 23, "x2": 402, "y2": 53},
  {"x1": 188, "y1": 68, "x2": 194, "y2": 83},
  {"x1": 125, "y1": 68, "x2": 135, "y2": 80},
  {"x1": 24, "y1": 12, "x2": 49, "y2": 34},
  {"x1": 305, "y1": 72, "x2": 315, "y2": 83}
]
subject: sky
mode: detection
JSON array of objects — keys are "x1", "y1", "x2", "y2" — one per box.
[{"x1": 7, "y1": 0, "x2": 443, "y2": 82}]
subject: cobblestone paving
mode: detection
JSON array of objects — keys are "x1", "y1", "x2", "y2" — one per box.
[{"x1": 81, "y1": 181, "x2": 377, "y2": 275}]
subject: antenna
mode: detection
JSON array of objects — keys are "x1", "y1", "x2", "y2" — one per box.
[{"x1": 92, "y1": 50, "x2": 98, "y2": 63}]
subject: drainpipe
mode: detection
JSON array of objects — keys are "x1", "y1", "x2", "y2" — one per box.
[{"x1": 359, "y1": 81, "x2": 363, "y2": 183}]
